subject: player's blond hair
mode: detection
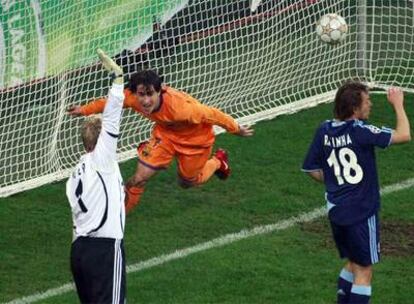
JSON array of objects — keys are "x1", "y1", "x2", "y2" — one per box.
[{"x1": 81, "y1": 114, "x2": 102, "y2": 152}]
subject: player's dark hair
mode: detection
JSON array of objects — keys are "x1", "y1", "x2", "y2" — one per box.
[
  {"x1": 334, "y1": 81, "x2": 369, "y2": 120},
  {"x1": 128, "y1": 70, "x2": 162, "y2": 93}
]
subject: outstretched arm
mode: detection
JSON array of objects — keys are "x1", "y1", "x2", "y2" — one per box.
[
  {"x1": 67, "y1": 99, "x2": 107, "y2": 116},
  {"x1": 179, "y1": 101, "x2": 254, "y2": 137},
  {"x1": 92, "y1": 49, "x2": 124, "y2": 165},
  {"x1": 388, "y1": 87, "x2": 411, "y2": 144},
  {"x1": 98, "y1": 48, "x2": 124, "y2": 132}
]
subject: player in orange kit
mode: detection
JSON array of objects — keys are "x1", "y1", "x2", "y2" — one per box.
[{"x1": 68, "y1": 70, "x2": 254, "y2": 212}]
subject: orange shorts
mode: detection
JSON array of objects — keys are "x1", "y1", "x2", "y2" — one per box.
[{"x1": 137, "y1": 134, "x2": 213, "y2": 182}]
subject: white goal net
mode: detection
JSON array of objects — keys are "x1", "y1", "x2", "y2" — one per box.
[{"x1": 1, "y1": 0, "x2": 413, "y2": 197}]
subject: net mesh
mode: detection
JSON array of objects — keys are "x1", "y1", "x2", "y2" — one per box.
[{"x1": 0, "y1": 0, "x2": 413, "y2": 196}]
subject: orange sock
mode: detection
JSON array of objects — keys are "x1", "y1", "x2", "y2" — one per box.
[
  {"x1": 195, "y1": 157, "x2": 221, "y2": 184},
  {"x1": 125, "y1": 186, "x2": 144, "y2": 213}
]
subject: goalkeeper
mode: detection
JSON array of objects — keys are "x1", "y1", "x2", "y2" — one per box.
[
  {"x1": 66, "y1": 49, "x2": 126, "y2": 303},
  {"x1": 68, "y1": 69, "x2": 254, "y2": 212}
]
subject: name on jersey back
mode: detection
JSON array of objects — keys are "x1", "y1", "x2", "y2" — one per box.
[{"x1": 324, "y1": 134, "x2": 352, "y2": 148}]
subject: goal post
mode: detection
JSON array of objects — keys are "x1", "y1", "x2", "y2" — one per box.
[
  {"x1": 357, "y1": 0, "x2": 368, "y2": 81},
  {"x1": 0, "y1": 0, "x2": 413, "y2": 197}
]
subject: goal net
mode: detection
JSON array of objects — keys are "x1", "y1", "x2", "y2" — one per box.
[{"x1": 0, "y1": 0, "x2": 413, "y2": 197}]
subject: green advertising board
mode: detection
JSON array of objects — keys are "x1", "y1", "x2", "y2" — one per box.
[{"x1": 0, "y1": 0, "x2": 188, "y2": 88}]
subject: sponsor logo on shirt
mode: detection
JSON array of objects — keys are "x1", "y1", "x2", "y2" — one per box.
[{"x1": 366, "y1": 125, "x2": 382, "y2": 134}]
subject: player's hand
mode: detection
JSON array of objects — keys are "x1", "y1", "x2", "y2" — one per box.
[
  {"x1": 237, "y1": 125, "x2": 254, "y2": 137},
  {"x1": 96, "y1": 48, "x2": 123, "y2": 81},
  {"x1": 387, "y1": 87, "x2": 404, "y2": 109},
  {"x1": 67, "y1": 105, "x2": 83, "y2": 116}
]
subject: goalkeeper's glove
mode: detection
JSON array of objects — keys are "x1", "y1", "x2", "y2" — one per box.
[{"x1": 96, "y1": 48, "x2": 123, "y2": 84}]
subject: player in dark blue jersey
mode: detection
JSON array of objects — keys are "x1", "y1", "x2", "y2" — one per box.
[{"x1": 302, "y1": 81, "x2": 410, "y2": 304}]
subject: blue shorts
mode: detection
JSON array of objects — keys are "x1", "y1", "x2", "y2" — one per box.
[{"x1": 330, "y1": 213, "x2": 380, "y2": 266}]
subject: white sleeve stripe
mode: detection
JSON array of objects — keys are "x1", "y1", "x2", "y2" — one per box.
[
  {"x1": 381, "y1": 127, "x2": 393, "y2": 133},
  {"x1": 301, "y1": 168, "x2": 322, "y2": 172},
  {"x1": 356, "y1": 124, "x2": 391, "y2": 134},
  {"x1": 386, "y1": 132, "x2": 393, "y2": 147}
]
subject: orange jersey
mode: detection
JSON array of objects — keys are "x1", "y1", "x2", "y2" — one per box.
[{"x1": 80, "y1": 86, "x2": 240, "y2": 147}]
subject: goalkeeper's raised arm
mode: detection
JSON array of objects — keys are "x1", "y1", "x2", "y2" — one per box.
[
  {"x1": 66, "y1": 48, "x2": 127, "y2": 304},
  {"x1": 91, "y1": 48, "x2": 125, "y2": 163}
]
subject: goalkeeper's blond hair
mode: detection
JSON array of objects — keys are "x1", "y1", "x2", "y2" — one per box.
[{"x1": 81, "y1": 114, "x2": 102, "y2": 152}]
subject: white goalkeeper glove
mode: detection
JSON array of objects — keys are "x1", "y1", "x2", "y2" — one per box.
[{"x1": 96, "y1": 48, "x2": 123, "y2": 84}]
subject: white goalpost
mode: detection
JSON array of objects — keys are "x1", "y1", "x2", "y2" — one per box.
[{"x1": 0, "y1": 0, "x2": 413, "y2": 197}]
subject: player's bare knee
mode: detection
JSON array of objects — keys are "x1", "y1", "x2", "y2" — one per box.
[
  {"x1": 352, "y1": 263, "x2": 373, "y2": 285},
  {"x1": 135, "y1": 178, "x2": 148, "y2": 188},
  {"x1": 129, "y1": 173, "x2": 150, "y2": 188}
]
